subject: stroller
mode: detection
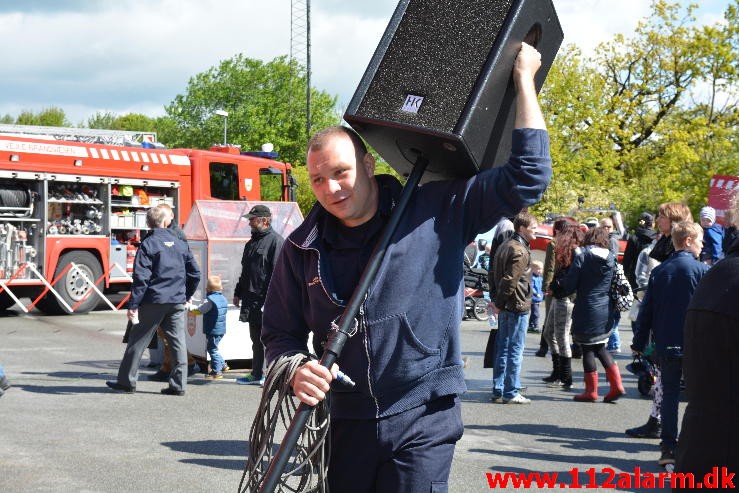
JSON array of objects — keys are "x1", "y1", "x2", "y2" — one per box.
[{"x1": 626, "y1": 351, "x2": 656, "y2": 397}]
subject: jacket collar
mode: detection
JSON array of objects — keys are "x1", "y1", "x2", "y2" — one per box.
[
  {"x1": 511, "y1": 232, "x2": 530, "y2": 249},
  {"x1": 669, "y1": 249, "x2": 699, "y2": 261},
  {"x1": 250, "y1": 226, "x2": 273, "y2": 241}
]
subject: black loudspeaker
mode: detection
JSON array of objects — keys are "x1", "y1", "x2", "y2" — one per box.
[{"x1": 344, "y1": 0, "x2": 563, "y2": 182}]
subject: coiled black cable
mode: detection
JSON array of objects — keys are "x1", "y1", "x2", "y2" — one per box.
[
  {"x1": 0, "y1": 184, "x2": 31, "y2": 208},
  {"x1": 0, "y1": 184, "x2": 33, "y2": 218},
  {"x1": 239, "y1": 354, "x2": 330, "y2": 493}
]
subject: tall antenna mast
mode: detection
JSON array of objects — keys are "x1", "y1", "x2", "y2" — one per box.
[{"x1": 290, "y1": 0, "x2": 311, "y2": 137}]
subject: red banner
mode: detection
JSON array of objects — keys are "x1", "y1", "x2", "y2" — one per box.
[{"x1": 707, "y1": 174, "x2": 739, "y2": 226}]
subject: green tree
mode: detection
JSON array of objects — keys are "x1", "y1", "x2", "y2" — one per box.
[
  {"x1": 86, "y1": 111, "x2": 118, "y2": 130},
  {"x1": 537, "y1": 0, "x2": 738, "y2": 227},
  {"x1": 14, "y1": 106, "x2": 70, "y2": 126},
  {"x1": 165, "y1": 55, "x2": 341, "y2": 165},
  {"x1": 87, "y1": 111, "x2": 180, "y2": 145}
]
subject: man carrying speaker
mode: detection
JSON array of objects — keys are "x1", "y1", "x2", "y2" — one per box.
[{"x1": 261, "y1": 42, "x2": 551, "y2": 492}]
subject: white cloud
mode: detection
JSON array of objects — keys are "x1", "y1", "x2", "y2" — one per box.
[{"x1": 557, "y1": 0, "x2": 651, "y2": 54}]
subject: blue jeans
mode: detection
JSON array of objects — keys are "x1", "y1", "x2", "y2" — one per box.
[
  {"x1": 492, "y1": 310, "x2": 529, "y2": 400},
  {"x1": 206, "y1": 335, "x2": 225, "y2": 373},
  {"x1": 528, "y1": 302, "x2": 541, "y2": 329},
  {"x1": 0, "y1": 363, "x2": 7, "y2": 397},
  {"x1": 607, "y1": 311, "x2": 621, "y2": 351},
  {"x1": 659, "y1": 355, "x2": 682, "y2": 448}
]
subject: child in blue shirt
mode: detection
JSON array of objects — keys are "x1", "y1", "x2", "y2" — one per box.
[
  {"x1": 190, "y1": 275, "x2": 229, "y2": 379},
  {"x1": 699, "y1": 206, "x2": 724, "y2": 265},
  {"x1": 528, "y1": 260, "x2": 544, "y2": 333}
]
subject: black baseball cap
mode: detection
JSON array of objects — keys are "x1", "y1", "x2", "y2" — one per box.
[
  {"x1": 639, "y1": 212, "x2": 654, "y2": 225},
  {"x1": 243, "y1": 205, "x2": 272, "y2": 218}
]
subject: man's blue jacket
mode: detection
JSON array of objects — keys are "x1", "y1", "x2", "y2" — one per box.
[
  {"x1": 633, "y1": 250, "x2": 708, "y2": 357},
  {"x1": 129, "y1": 228, "x2": 201, "y2": 309},
  {"x1": 262, "y1": 129, "x2": 551, "y2": 419}
]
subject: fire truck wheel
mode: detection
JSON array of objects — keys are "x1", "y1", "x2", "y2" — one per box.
[{"x1": 36, "y1": 251, "x2": 103, "y2": 315}]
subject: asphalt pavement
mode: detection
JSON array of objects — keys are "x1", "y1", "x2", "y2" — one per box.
[{"x1": 0, "y1": 300, "x2": 681, "y2": 492}]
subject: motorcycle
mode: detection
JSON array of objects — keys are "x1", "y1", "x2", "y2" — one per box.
[{"x1": 463, "y1": 266, "x2": 490, "y2": 321}]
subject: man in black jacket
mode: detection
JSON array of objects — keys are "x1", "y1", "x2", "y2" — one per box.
[
  {"x1": 233, "y1": 205, "x2": 284, "y2": 385},
  {"x1": 675, "y1": 196, "x2": 739, "y2": 487}
]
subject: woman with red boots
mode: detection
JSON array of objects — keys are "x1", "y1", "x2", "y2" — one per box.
[{"x1": 551, "y1": 226, "x2": 625, "y2": 403}]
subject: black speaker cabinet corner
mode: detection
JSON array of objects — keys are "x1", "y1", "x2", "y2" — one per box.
[{"x1": 344, "y1": 0, "x2": 563, "y2": 182}]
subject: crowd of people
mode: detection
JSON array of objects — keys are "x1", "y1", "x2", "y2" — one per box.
[{"x1": 475, "y1": 195, "x2": 738, "y2": 476}]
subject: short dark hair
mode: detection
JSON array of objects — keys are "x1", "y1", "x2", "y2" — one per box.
[
  {"x1": 513, "y1": 211, "x2": 537, "y2": 231},
  {"x1": 307, "y1": 125, "x2": 368, "y2": 163}
]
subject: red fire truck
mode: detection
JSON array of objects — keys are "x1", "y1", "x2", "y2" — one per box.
[{"x1": 0, "y1": 124, "x2": 297, "y2": 314}]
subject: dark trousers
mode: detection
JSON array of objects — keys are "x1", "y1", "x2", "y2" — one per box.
[
  {"x1": 249, "y1": 318, "x2": 264, "y2": 379},
  {"x1": 581, "y1": 343, "x2": 615, "y2": 373},
  {"x1": 659, "y1": 355, "x2": 682, "y2": 448},
  {"x1": 117, "y1": 303, "x2": 187, "y2": 391},
  {"x1": 328, "y1": 395, "x2": 463, "y2": 493}
]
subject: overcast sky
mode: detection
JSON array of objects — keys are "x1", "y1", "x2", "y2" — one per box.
[{"x1": 0, "y1": 0, "x2": 729, "y2": 125}]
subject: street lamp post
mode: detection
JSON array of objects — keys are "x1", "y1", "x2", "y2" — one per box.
[{"x1": 215, "y1": 109, "x2": 228, "y2": 145}]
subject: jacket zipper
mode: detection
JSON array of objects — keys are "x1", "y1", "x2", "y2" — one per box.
[
  {"x1": 291, "y1": 232, "x2": 381, "y2": 414},
  {"x1": 290, "y1": 236, "x2": 343, "y2": 308},
  {"x1": 359, "y1": 300, "x2": 380, "y2": 416}
]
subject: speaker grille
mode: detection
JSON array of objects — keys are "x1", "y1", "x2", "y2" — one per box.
[{"x1": 356, "y1": 0, "x2": 514, "y2": 134}]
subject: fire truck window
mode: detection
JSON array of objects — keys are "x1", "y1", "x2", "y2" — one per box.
[
  {"x1": 259, "y1": 173, "x2": 282, "y2": 202},
  {"x1": 210, "y1": 163, "x2": 239, "y2": 200}
]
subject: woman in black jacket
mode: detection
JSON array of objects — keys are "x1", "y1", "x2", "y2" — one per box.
[
  {"x1": 551, "y1": 227, "x2": 625, "y2": 403},
  {"x1": 649, "y1": 202, "x2": 692, "y2": 263}
]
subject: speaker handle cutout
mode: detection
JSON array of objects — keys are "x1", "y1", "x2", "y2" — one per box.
[
  {"x1": 397, "y1": 142, "x2": 425, "y2": 167},
  {"x1": 524, "y1": 23, "x2": 542, "y2": 47}
]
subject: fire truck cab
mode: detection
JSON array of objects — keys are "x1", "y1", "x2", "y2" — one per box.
[{"x1": 0, "y1": 124, "x2": 297, "y2": 314}]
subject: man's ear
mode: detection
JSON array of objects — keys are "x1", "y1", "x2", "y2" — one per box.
[{"x1": 363, "y1": 152, "x2": 376, "y2": 178}]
